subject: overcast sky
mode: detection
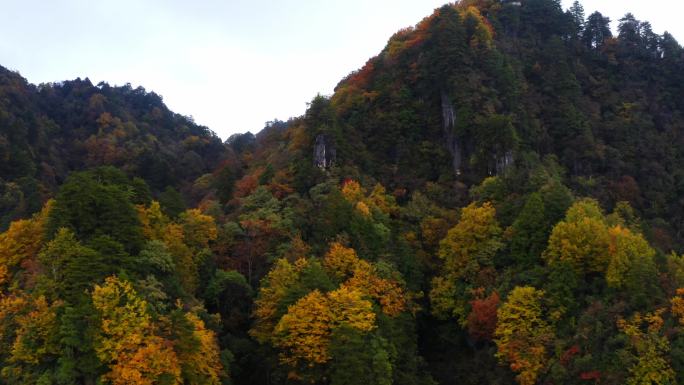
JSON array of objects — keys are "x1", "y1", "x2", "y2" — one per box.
[{"x1": 0, "y1": 1, "x2": 681, "y2": 139}]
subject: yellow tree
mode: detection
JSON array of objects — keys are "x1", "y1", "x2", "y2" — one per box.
[
  {"x1": 9, "y1": 295, "x2": 61, "y2": 365},
  {"x1": 0, "y1": 294, "x2": 29, "y2": 381},
  {"x1": 429, "y1": 276, "x2": 458, "y2": 320},
  {"x1": 672, "y1": 288, "x2": 684, "y2": 325},
  {"x1": 179, "y1": 208, "x2": 218, "y2": 250},
  {"x1": 250, "y1": 258, "x2": 308, "y2": 342},
  {"x1": 341, "y1": 180, "x2": 365, "y2": 204},
  {"x1": 163, "y1": 223, "x2": 197, "y2": 294},
  {"x1": 543, "y1": 199, "x2": 610, "y2": 275},
  {"x1": 327, "y1": 286, "x2": 376, "y2": 331},
  {"x1": 430, "y1": 202, "x2": 502, "y2": 322},
  {"x1": 0, "y1": 295, "x2": 27, "y2": 343},
  {"x1": 343, "y1": 260, "x2": 407, "y2": 317},
  {"x1": 367, "y1": 183, "x2": 398, "y2": 216},
  {"x1": 0, "y1": 200, "x2": 52, "y2": 287},
  {"x1": 0, "y1": 294, "x2": 61, "y2": 383},
  {"x1": 617, "y1": 310, "x2": 675, "y2": 385},
  {"x1": 136, "y1": 201, "x2": 169, "y2": 241},
  {"x1": 323, "y1": 242, "x2": 407, "y2": 316},
  {"x1": 460, "y1": 6, "x2": 494, "y2": 48},
  {"x1": 177, "y1": 313, "x2": 224, "y2": 385},
  {"x1": 438, "y1": 202, "x2": 502, "y2": 281},
  {"x1": 494, "y1": 286, "x2": 554, "y2": 385},
  {"x1": 253, "y1": 243, "x2": 408, "y2": 371},
  {"x1": 273, "y1": 287, "x2": 375, "y2": 367},
  {"x1": 273, "y1": 290, "x2": 334, "y2": 365},
  {"x1": 92, "y1": 276, "x2": 181, "y2": 385},
  {"x1": 323, "y1": 242, "x2": 361, "y2": 281},
  {"x1": 605, "y1": 225, "x2": 656, "y2": 289},
  {"x1": 0, "y1": 265, "x2": 7, "y2": 287}
]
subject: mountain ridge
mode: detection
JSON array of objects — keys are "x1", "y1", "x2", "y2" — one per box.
[{"x1": 2, "y1": 1, "x2": 684, "y2": 384}]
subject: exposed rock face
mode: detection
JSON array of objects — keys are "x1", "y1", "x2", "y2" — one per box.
[
  {"x1": 442, "y1": 92, "x2": 514, "y2": 177},
  {"x1": 441, "y1": 92, "x2": 462, "y2": 176},
  {"x1": 491, "y1": 150, "x2": 514, "y2": 176},
  {"x1": 313, "y1": 134, "x2": 336, "y2": 169}
]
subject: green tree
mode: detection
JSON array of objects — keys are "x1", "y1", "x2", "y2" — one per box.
[
  {"x1": 48, "y1": 170, "x2": 143, "y2": 253},
  {"x1": 204, "y1": 270, "x2": 252, "y2": 333},
  {"x1": 38, "y1": 229, "x2": 112, "y2": 301},
  {"x1": 568, "y1": 0, "x2": 585, "y2": 38},
  {"x1": 159, "y1": 186, "x2": 186, "y2": 219},
  {"x1": 509, "y1": 193, "x2": 548, "y2": 266},
  {"x1": 329, "y1": 326, "x2": 392, "y2": 385},
  {"x1": 583, "y1": 11, "x2": 612, "y2": 49}
]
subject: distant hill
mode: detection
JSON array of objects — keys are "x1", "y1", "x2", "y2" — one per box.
[{"x1": 0, "y1": 67, "x2": 233, "y2": 227}]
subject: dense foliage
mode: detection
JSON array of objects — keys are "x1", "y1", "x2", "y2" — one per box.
[
  {"x1": 2, "y1": 0, "x2": 684, "y2": 384},
  {"x1": 0, "y1": 71, "x2": 232, "y2": 229}
]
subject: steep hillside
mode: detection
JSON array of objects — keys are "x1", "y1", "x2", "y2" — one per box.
[{"x1": 253, "y1": 0, "x2": 684, "y2": 251}]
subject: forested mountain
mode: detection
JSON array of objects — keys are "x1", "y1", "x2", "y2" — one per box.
[
  {"x1": 2, "y1": 1, "x2": 684, "y2": 384},
  {"x1": 0, "y1": 68, "x2": 233, "y2": 228}
]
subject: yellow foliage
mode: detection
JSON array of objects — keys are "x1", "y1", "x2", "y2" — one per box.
[
  {"x1": 341, "y1": 258, "x2": 407, "y2": 316},
  {"x1": 92, "y1": 276, "x2": 181, "y2": 385},
  {"x1": 543, "y1": 217, "x2": 610, "y2": 275},
  {"x1": 327, "y1": 286, "x2": 375, "y2": 332},
  {"x1": 104, "y1": 336, "x2": 180, "y2": 385},
  {"x1": 92, "y1": 276, "x2": 152, "y2": 362},
  {"x1": 429, "y1": 276, "x2": 461, "y2": 321},
  {"x1": 180, "y1": 208, "x2": 218, "y2": 250},
  {"x1": 460, "y1": 6, "x2": 494, "y2": 48},
  {"x1": 323, "y1": 242, "x2": 360, "y2": 281},
  {"x1": 494, "y1": 286, "x2": 553, "y2": 385},
  {"x1": 251, "y1": 258, "x2": 308, "y2": 343},
  {"x1": 139, "y1": 204, "x2": 217, "y2": 295},
  {"x1": 368, "y1": 184, "x2": 398, "y2": 215},
  {"x1": 179, "y1": 313, "x2": 224, "y2": 385},
  {"x1": 0, "y1": 293, "x2": 61, "y2": 378},
  {"x1": 605, "y1": 226, "x2": 655, "y2": 289},
  {"x1": 341, "y1": 180, "x2": 365, "y2": 203},
  {"x1": 431, "y1": 202, "x2": 501, "y2": 322},
  {"x1": 564, "y1": 198, "x2": 605, "y2": 223},
  {"x1": 0, "y1": 200, "x2": 52, "y2": 273},
  {"x1": 0, "y1": 295, "x2": 28, "y2": 343},
  {"x1": 617, "y1": 310, "x2": 675, "y2": 385},
  {"x1": 137, "y1": 201, "x2": 169, "y2": 241},
  {"x1": 0, "y1": 265, "x2": 8, "y2": 287},
  {"x1": 671, "y1": 289, "x2": 684, "y2": 326},
  {"x1": 273, "y1": 287, "x2": 375, "y2": 367},
  {"x1": 255, "y1": 245, "x2": 409, "y2": 369},
  {"x1": 355, "y1": 201, "x2": 371, "y2": 217},
  {"x1": 438, "y1": 202, "x2": 502, "y2": 280},
  {"x1": 341, "y1": 180, "x2": 398, "y2": 218},
  {"x1": 10, "y1": 296, "x2": 61, "y2": 365},
  {"x1": 163, "y1": 223, "x2": 198, "y2": 293},
  {"x1": 274, "y1": 290, "x2": 334, "y2": 365}
]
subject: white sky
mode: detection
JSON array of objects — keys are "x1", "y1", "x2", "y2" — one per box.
[{"x1": 0, "y1": 1, "x2": 681, "y2": 139}]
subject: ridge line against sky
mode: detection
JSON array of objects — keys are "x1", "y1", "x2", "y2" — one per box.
[{"x1": 1, "y1": 0, "x2": 681, "y2": 140}]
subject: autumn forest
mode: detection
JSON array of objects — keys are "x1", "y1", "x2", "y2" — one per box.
[{"x1": 2, "y1": 0, "x2": 684, "y2": 384}]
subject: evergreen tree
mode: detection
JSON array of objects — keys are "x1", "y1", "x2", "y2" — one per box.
[{"x1": 509, "y1": 192, "x2": 548, "y2": 266}]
